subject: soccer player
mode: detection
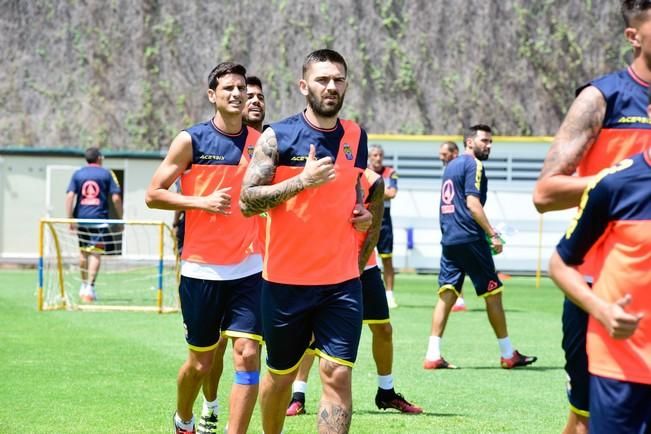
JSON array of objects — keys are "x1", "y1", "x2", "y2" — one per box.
[
  {"x1": 65, "y1": 147, "x2": 123, "y2": 302},
  {"x1": 368, "y1": 144, "x2": 399, "y2": 308},
  {"x1": 549, "y1": 147, "x2": 651, "y2": 434},
  {"x1": 239, "y1": 48, "x2": 372, "y2": 434},
  {"x1": 532, "y1": 2, "x2": 651, "y2": 432},
  {"x1": 285, "y1": 168, "x2": 423, "y2": 417},
  {"x1": 438, "y1": 141, "x2": 467, "y2": 312},
  {"x1": 194, "y1": 74, "x2": 271, "y2": 432},
  {"x1": 424, "y1": 125, "x2": 537, "y2": 370},
  {"x1": 242, "y1": 75, "x2": 266, "y2": 133},
  {"x1": 145, "y1": 62, "x2": 263, "y2": 434}
]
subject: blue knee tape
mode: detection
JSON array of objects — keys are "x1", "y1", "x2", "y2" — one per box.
[{"x1": 234, "y1": 370, "x2": 260, "y2": 385}]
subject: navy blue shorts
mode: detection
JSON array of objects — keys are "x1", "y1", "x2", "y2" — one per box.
[
  {"x1": 179, "y1": 272, "x2": 263, "y2": 351},
  {"x1": 589, "y1": 375, "x2": 651, "y2": 434},
  {"x1": 438, "y1": 239, "x2": 502, "y2": 297},
  {"x1": 77, "y1": 225, "x2": 112, "y2": 253},
  {"x1": 361, "y1": 266, "x2": 390, "y2": 324},
  {"x1": 261, "y1": 277, "x2": 363, "y2": 374},
  {"x1": 377, "y1": 208, "x2": 393, "y2": 257},
  {"x1": 562, "y1": 297, "x2": 590, "y2": 417}
]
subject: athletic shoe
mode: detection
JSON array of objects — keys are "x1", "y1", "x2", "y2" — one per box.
[
  {"x1": 375, "y1": 389, "x2": 423, "y2": 414},
  {"x1": 286, "y1": 398, "x2": 306, "y2": 416},
  {"x1": 500, "y1": 350, "x2": 537, "y2": 369},
  {"x1": 423, "y1": 357, "x2": 457, "y2": 369},
  {"x1": 173, "y1": 414, "x2": 196, "y2": 434},
  {"x1": 197, "y1": 410, "x2": 218, "y2": 434},
  {"x1": 451, "y1": 304, "x2": 467, "y2": 312}
]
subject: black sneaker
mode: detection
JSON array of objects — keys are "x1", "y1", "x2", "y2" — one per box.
[
  {"x1": 375, "y1": 389, "x2": 423, "y2": 414},
  {"x1": 197, "y1": 410, "x2": 218, "y2": 434}
]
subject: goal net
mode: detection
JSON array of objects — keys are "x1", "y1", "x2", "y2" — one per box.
[{"x1": 38, "y1": 218, "x2": 180, "y2": 313}]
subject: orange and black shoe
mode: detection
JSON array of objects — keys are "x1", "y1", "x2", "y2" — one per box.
[
  {"x1": 423, "y1": 357, "x2": 458, "y2": 369},
  {"x1": 375, "y1": 389, "x2": 423, "y2": 414},
  {"x1": 500, "y1": 350, "x2": 537, "y2": 369},
  {"x1": 286, "y1": 398, "x2": 306, "y2": 416}
]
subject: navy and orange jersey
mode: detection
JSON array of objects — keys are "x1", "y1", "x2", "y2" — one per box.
[
  {"x1": 575, "y1": 67, "x2": 651, "y2": 279},
  {"x1": 556, "y1": 152, "x2": 651, "y2": 385},
  {"x1": 263, "y1": 112, "x2": 368, "y2": 285},
  {"x1": 180, "y1": 120, "x2": 261, "y2": 266},
  {"x1": 373, "y1": 166, "x2": 398, "y2": 208},
  {"x1": 67, "y1": 164, "x2": 121, "y2": 219},
  {"x1": 358, "y1": 168, "x2": 383, "y2": 269},
  {"x1": 439, "y1": 154, "x2": 487, "y2": 246}
]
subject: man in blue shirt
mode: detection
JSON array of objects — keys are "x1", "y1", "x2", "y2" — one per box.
[
  {"x1": 423, "y1": 125, "x2": 536, "y2": 369},
  {"x1": 65, "y1": 147, "x2": 122, "y2": 302}
]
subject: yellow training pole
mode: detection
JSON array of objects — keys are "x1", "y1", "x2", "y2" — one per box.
[
  {"x1": 37, "y1": 220, "x2": 44, "y2": 311},
  {"x1": 157, "y1": 222, "x2": 164, "y2": 313}
]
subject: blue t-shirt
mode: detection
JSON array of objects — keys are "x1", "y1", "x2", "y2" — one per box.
[
  {"x1": 67, "y1": 165, "x2": 121, "y2": 219},
  {"x1": 439, "y1": 154, "x2": 487, "y2": 246}
]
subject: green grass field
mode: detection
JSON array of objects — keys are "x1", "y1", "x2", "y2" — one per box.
[{"x1": 1, "y1": 270, "x2": 568, "y2": 433}]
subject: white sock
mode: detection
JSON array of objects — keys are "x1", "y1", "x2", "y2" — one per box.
[
  {"x1": 454, "y1": 297, "x2": 465, "y2": 307},
  {"x1": 202, "y1": 398, "x2": 218, "y2": 415},
  {"x1": 426, "y1": 336, "x2": 441, "y2": 361},
  {"x1": 498, "y1": 337, "x2": 514, "y2": 359},
  {"x1": 377, "y1": 374, "x2": 394, "y2": 390},
  {"x1": 174, "y1": 413, "x2": 194, "y2": 430},
  {"x1": 385, "y1": 290, "x2": 394, "y2": 299},
  {"x1": 292, "y1": 380, "x2": 308, "y2": 394}
]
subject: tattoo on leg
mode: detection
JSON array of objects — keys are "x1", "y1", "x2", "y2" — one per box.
[{"x1": 318, "y1": 401, "x2": 351, "y2": 434}]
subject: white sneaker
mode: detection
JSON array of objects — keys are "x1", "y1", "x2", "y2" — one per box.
[{"x1": 80, "y1": 284, "x2": 96, "y2": 302}]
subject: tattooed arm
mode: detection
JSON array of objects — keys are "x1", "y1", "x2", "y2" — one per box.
[
  {"x1": 358, "y1": 177, "x2": 384, "y2": 272},
  {"x1": 533, "y1": 86, "x2": 606, "y2": 213},
  {"x1": 239, "y1": 128, "x2": 335, "y2": 216}
]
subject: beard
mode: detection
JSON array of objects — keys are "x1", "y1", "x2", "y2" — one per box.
[
  {"x1": 307, "y1": 88, "x2": 345, "y2": 118},
  {"x1": 474, "y1": 148, "x2": 490, "y2": 161}
]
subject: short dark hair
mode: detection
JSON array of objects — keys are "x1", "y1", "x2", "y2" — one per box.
[
  {"x1": 208, "y1": 62, "x2": 247, "y2": 90},
  {"x1": 621, "y1": 0, "x2": 651, "y2": 26},
  {"x1": 302, "y1": 49, "x2": 347, "y2": 78},
  {"x1": 246, "y1": 76, "x2": 263, "y2": 90},
  {"x1": 85, "y1": 147, "x2": 102, "y2": 163},
  {"x1": 463, "y1": 124, "x2": 492, "y2": 148},
  {"x1": 441, "y1": 141, "x2": 459, "y2": 153}
]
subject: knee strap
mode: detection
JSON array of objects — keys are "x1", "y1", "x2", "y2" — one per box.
[{"x1": 234, "y1": 370, "x2": 260, "y2": 385}]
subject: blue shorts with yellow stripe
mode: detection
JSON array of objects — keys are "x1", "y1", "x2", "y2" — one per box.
[
  {"x1": 589, "y1": 375, "x2": 651, "y2": 434},
  {"x1": 261, "y1": 277, "x2": 363, "y2": 374},
  {"x1": 361, "y1": 266, "x2": 390, "y2": 324},
  {"x1": 438, "y1": 239, "x2": 502, "y2": 297},
  {"x1": 179, "y1": 272, "x2": 263, "y2": 351},
  {"x1": 377, "y1": 208, "x2": 393, "y2": 257}
]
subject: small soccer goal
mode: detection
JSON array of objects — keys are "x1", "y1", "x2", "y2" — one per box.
[{"x1": 38, "y1": 218, "x2": 180, "y2": 313}]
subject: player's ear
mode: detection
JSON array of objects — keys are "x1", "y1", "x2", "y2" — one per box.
[
  {"x1": 625, "y1": 27, "x2": 641, "y2": 48},
  {"x1": 207, "y1": 88, "x2": 217, "y2": 104},
  {"x1": 299, "y1": 79, "x2": 308, "y2": 96}
]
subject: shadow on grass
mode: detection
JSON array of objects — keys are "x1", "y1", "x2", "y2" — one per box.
[
  {"x1": 462, "y1": 365, "x2": 562, "y2": 372},
  {"x1": 354, "y1": 410, "x2": 463, "y2": 417},
  {"x1": 391, "y1": 305, "x2": 526, "y2": 313}
]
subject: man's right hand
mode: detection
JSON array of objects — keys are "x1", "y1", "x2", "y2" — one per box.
[
  {"x1": 299, "y1": 144, "x2": 335, "y2": 188},
  {"x1": 490, "y1": 234, "x2": 503, "y2": 255},
  {"x1": 596, "y1": 294, "x2": 644, "y2": 340},
  {"x1": 200, "y1": 187, "x2": 232, "y2": 214}
]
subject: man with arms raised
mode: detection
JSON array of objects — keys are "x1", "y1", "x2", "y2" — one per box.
[{"x1": 240, "y1": 49, "x2": 371, "y2": 434}]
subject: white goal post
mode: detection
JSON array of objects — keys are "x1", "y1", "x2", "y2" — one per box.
[{"x1": 38, "y1": 218, "x2": 180, "y2": 313}]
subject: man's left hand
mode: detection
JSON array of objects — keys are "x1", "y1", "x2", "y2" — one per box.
[{"x1": 351, "y1": 204, "x2": 372, "y2": 232}]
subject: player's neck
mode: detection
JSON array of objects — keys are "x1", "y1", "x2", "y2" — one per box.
[
  {"x1": 630, "y1": 58, "x2": 651, "y2": 84},
  {"x1": 244, "y1": 120, "x2": 263, "y2": 133},
  {"x1": 212, "y1": 113, "x2": 243, "y2": 135},
  {"x1": 304, "y1": 107, "x2": 338, "y2": 130}
]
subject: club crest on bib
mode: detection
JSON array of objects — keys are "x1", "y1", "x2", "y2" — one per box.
[
  {"x1": 343, "y1": 143, "x2": 353, "y2": 160},
  {"x1": 247, "y1": 144, "x2": 255, "y2": 158}
]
